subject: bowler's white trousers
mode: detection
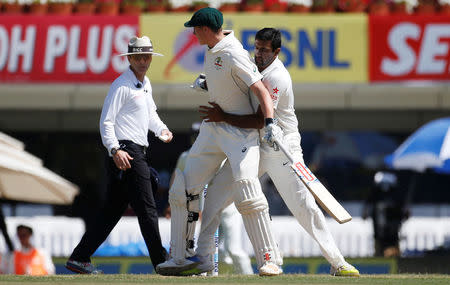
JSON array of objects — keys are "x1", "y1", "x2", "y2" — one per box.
[
  {"x1": 184, "y1": 121, "x2": 260, "y2": 189},
  {"x1": 197, "y1": 132, "x2": 346, "y2": 268},
  {"x1": 169, "y1": 121, "x2": 280, "y2": 266}
]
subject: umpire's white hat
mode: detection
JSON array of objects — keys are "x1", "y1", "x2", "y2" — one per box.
[{"x1": 118, "y1": 36, "x2": 163, "y2": 57}]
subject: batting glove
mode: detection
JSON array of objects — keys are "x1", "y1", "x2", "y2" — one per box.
[
  {"x1": 190, "y1": 73, "x2": 208, "y2": 92},
  {"x1": 263, "y1": 120, "x2": 283, "y2": 151}
]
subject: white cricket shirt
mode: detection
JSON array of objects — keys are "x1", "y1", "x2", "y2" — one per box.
[
  {"x1": 204, "y1": 31, "x2": 263, "y2": 115},
  {"x1": 251, "y1": 57, "x2": 298, "y2": 135},
  {"x1": 261, "y1": 57, "x2": 298, "y2": 134},
  {"x1": 100, "y1": 67, "x2": 168, "y2": 154}
]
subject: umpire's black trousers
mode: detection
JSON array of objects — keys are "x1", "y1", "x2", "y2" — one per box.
[{"x1": 70, "y1": 140, "x2": 168, "y2": 269}]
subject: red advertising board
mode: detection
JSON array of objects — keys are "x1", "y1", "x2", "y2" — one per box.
[
  {"x1": 0, "y1": 15, "x2": 138, "y2": 83},
  {"x1": 369, "y1": 15, "x2": 450, "y2": 82}
]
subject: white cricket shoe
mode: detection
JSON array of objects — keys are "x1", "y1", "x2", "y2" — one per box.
[
  {"x1": 258, "y1": 261, "x2": 282, "y2": 276},
  {"x1": 156, "y1": 256, "x2": 201, "y2": 276}
]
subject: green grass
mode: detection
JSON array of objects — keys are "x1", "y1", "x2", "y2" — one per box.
[
  {"x1": 52, "y1": 256, "x2": 399, "y2": 274},
  {"x1": 0, "y1": 274, "x2": 449, "y2": 285}
]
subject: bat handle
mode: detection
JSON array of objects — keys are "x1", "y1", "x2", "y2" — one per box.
[{"x1": 274, "y1": 137, "x2": 295, "y2": 164}]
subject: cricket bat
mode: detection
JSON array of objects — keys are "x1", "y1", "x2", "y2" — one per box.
[{"x1": 274, "y1": 138, "x2": 352, "y2": 224}]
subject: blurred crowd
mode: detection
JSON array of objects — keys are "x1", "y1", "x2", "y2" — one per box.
[{"x1": 0, "y1": 224, "x2": 54, "y2": 275}]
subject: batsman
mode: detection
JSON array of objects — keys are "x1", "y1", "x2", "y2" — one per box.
[
  {"x1": 156, "y1": 8, "x2": 283, "y2": 276},
  {"x1": 193, "y1": 28, "x2": 360, "y2": 277}
]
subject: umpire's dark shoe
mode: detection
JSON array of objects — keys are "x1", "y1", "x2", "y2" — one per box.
[{"x1": 66, "y1": 259, "x2": 103, "y2": 274}]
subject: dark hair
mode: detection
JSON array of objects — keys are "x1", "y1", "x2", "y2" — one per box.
[
  {"x1": 17, "y1": 224, "x2": 33, "y2": 235},
  {"x1": 255, "y1": 28, "x2": 281, "y2": 52}
]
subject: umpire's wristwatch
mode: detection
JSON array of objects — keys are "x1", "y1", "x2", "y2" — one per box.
[{"x1": 111, "y1": 147, "x2": 119, "y2": 156}]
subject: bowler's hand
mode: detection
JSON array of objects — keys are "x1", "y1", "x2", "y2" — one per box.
[
  {"x1": 160, "y1": 129, "x2": 173, "y2": 143},
  {"x1": 113, "y1": 150, "x2": 133, "y2": 170},
  {"x1": 199, "y1": 102, "x2": 225, "y2": 122},
  {"x1": 190, "y1": 73, "x2": 208, "y2": 92}
]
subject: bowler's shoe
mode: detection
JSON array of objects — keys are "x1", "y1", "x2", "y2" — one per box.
[
  {"x1": 179, "y1": 254, "x2": 215, "y2": 276},
  {"x1": 156, "y1": 256, "x2": 201, "y2": 276}
]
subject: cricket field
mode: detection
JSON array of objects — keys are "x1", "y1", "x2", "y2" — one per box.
[{"x1": 0, "y1": 274, "x2": 449, "y2": 285}]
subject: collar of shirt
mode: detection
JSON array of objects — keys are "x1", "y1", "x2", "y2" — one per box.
[
  {"x1": 209, "y1": 30, "x2": 236, "y2": 53},
  {"x1": 126, "y1": 66, "x2": 148, "y2": 88},
  {"x1": 261, "y1": 56, "x2": 281, "y2": 77}
]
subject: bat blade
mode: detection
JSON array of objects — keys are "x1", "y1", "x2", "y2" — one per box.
[{"x1": 290, "y1": 161, "x2": 352, "y2": 224}]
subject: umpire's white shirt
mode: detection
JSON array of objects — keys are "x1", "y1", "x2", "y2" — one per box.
[
  {"x1": 205, "y1": 30, "x2": 262, "y2": 115},
  {"x1": 100, "y1": 67, "x2": 168, "y2": 154}
]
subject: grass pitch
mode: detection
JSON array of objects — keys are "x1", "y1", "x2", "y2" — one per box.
[{"x1": 0, "y1": 274, "x2": 449, "y2": 285}]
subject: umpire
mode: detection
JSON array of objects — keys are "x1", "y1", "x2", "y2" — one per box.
[{"x1": 66, "y1": 35, "x2": 172, "y2": 274}]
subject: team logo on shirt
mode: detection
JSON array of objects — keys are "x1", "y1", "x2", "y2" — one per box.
[
  {"x1": 214, "y1": 57, "x2": 223, "y2": 70},
  {"x1": 270, "y1": 87, "x2": 279, "y2": 101}
]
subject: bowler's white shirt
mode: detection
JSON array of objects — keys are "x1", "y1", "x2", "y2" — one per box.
[
  {"x1": 204, "y1": 31, "x2": 262, "y2": 115},
  {"x1": 100, "y1": 67, "x2": 168, "y2": 154}
]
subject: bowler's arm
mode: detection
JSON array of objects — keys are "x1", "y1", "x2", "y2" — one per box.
[
  {"x1": 198, "y1": 79, "x2": 272, "y2": 129},
  {"x1": 199, "y1": 102, "x2": 264, "y2": 129},
  {"x1": 250, "y1": 80, "x2": 274, "y2": 120}
]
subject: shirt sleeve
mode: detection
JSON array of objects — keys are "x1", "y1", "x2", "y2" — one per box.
[
  {"x1": 99, "y1": 84, "x2": 127, "y2": 154},
  {"x1": 263, "y1": 71, "x2": 289, "y2": 109},
  {"x1": 230, "y1": 51, "x2": 263, "y2": 87},
  {"x1": 147, "y1": 92, "x2": 168, "y2": 136}
]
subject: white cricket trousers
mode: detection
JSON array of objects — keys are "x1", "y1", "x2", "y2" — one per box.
[
  {"x1": 260, "y1": 132, "x2": 346, "y2": 268},
  {"x1": 198, "y1": 132, "x2": 346, "y2": 268},
  {"x1": 169, "y1": 121, "x2": 275, "y2": 263},
  {"x1": 184, "y1": 121, "x2": 260, "y2": 191}
]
